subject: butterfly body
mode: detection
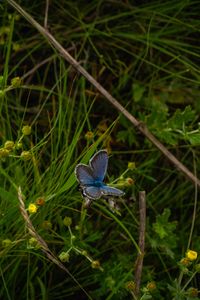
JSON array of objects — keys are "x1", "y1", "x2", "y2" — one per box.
[{"x1": 75, "y1": 150, "x2": 124, "y2": 200}]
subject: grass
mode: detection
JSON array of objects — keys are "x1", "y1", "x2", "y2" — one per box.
[{"x1": 0, "y1": 0, "x2": 200, "y2": 299}]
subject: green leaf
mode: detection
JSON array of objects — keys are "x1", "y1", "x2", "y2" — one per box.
[{"x1": 132, "y1": 83, "x2": 145, "y2": 102}]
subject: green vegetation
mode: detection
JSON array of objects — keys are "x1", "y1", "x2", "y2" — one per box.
[{"x1": 0, "y1": 0, "x2": 200, "y2": 299}]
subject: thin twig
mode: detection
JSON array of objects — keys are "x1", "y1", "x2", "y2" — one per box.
[
  {"x1": 7, "y1": 0, "x2": 200, "y2": 189},
  {"x1": 17, "y1": 186, "x2": 92, "y2": 300},
  {"x1": 134, "y1": 191, "x2": 146, "y2": 298}
]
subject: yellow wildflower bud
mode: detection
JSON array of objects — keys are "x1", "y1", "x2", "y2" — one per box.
[
  {"x1": 11, "y1": 76, "x2": 22, "y2": 87},
  {"x1": 15, "y1": 142, "x2": 23, "y2": 149},
  {"x1": 71, "y1": 235, "x2": 76, "y2": 241},
  {"x1": 81, "y1": 250, "x2": 88, "y2": 257},
  {"x1": 35, "y1": 197, "x2": 45, "y2": 206},
  {"x1": 28, "y1": 203, "x2": 37, "y2": 214},
  {"x1": 125, "y1": 177, "x2": 135, "y2": 186},
  {"x1": 4, "y1": 140, "x2": 15, "y2": 150},
  {"x1": 2, "y1": 239, "x2": 12, "y2": 247},
  {"x1": 59, "y1": 252, "x2": 70, "y2": 262},
  {"x1": 63, "y1": 216, "x2": 72, "y2": 227},
  {"x1": 125, "y1": 281, "x2": 136, "y2": 291},
  {"x1": 28, "y1": 237, "x2": 40, "y2": 249},
  {"x1": 147, "y1": 281, "x2": 156, "y2": 291},
  {"x1": 128, "y1": 162, "x2": 136, "y2": 170},
  {"x1": 41, "y1": 220, "x2": 52, "y2": 230},
  {"x1": 22, "y1": 125, "x2": 31, "y2": 135},
  {"x1": 180, "y1": 257, "x2": 191, "y2": 266},
  {"x1": 91, "y1": 260, "x2": 101, "y2": 269},
  {"x1": 187, "y1": 287, "x2": 198, "y2": 297},
  {"x1": 12, "y1": 43, "x2": 21, "y2": 52},
  {"x1": 186, "y1": 249, "x2": 198, "y2": 261},
  {"x1": 85, "y1": 131, "x2": 94, "y2": 140},
  {"x1": 21, "y1": 151, "x2": 32, "y2": 160},
  {"x1": 0, "y1": 148, "x2": 10, "y2": 158}
]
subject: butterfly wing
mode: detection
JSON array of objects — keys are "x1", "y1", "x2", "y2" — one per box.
[
  {"x1": 100, "y1": 185, "x2": 125, "y2": 197},
  {"x1": 75, "y1": 164, "x2": 95, "y2": 186},
  {"x1": 83, "y1": 186, "x2": 102, "y2": 199},
  {"x1": 89, "y1": 150, "x2": 108, "y2": 182}
]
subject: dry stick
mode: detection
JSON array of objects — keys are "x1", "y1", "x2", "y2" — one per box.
[
  {"x1": 134, "y1": 191, "x2": 146, "y2": 299},
  {"x1": 7, "y1": 0, "x2": 200, "y2": 189},
  {"x1": 17, "y1": 187, "x2": 93, "y2": 300}
]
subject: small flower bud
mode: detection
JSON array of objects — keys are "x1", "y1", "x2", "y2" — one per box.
[
  {"x1": 63, "y1": 217, "x2": 72, "y2": 227},
  {"x1": 186, "y1": 249, "x2": 198, "y2": 261},
  {"x1": 71, "y1": 235, "x2": 76, "y2": 241},
  {"x1": 147, "y1": 281, "x2": 156, "y2": 291},
  {"x1": 91, "y1": 260, "x2": 101, "y2": 269},
  {"x1": 4, "y1": 140, "x2": 15, "y2": 150},
  {"x1": 28, "y1": 203, "x2": 37, "y2": 214},
  {"x1": 125, "y1": 281, "x2": 136, "y2": 291},
  {"x1": 35, "y1": 197, "x2": 45, "y2": 206},
  {"x1": 28, "y1": 237, "x2": 40, "y2": 249},
  {"x1": 128, "y1": 162, "x2": 136, "y2": 170},
  {"x1": 0, "y1": 148, "x2": 10, "y2": 158},
  {"x1": 41, "y1": 220, "x2": 52, "y2": 230},
  {"x1": 21, "y1": 151, "x2": 32, "y2": 160},
  {"x1": 125, "y1": 177, "x2": 135, "y2": 186},
  {"x1": 59, "y1": 252, "x2": 70, "y2": 262},
  {"x1": 85, "y1": 131, "x2": 94, "y2": 140},
  {"x1": 81, "y1": 250, "x2": 88, "y2": 256},
  {"x1": 187, "y1": 287, "x2": 198, "y2": 297},
  {"x1": 180, "y1": 257, "x2": 191, "y2": 266},
  {"x1": 15, "y1": 142, "x2": 23, "y2": 150},
  {"x1": 11, "y1": 76, "x2": 22, "y2": 87},
  {"x1": 22, "y1": 125, "x2": 31, "y2": 135},
  {"x1": 12, "y1": 43, "x2": 21, "y2": 52},
  {"x1": 2, "y1": 239, "x2": 12, "y2": 247}
]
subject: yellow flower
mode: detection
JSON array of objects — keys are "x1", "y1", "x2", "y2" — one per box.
[
  {"x1": 186, "y1": 249, "x2": 198, "y2": 261},
  {"x1": 22, "y1": 125, "x2": 31, "y2": 135},
  {"x1": 28, "y1": 203, "x2": 38, "y2": 214}
]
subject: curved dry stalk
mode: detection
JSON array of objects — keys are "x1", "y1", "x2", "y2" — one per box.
[
  {"x1": 7, "y1": 0, "x2": 200, "y2": 189},
  {"x1": 134, "y1": 191, "x2": 146, "y2": 298},
  {"x1": 17, "y1": 186, "x2": 92, "y2": 300}
]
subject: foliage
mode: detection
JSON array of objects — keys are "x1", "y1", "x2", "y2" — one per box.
[{"x1": 0, "y1": 0, "x2": 200, "y2": 299}]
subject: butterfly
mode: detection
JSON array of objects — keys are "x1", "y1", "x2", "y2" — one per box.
[{"x1": 75, "y1": 150, "x2": 125, "y2": 201}]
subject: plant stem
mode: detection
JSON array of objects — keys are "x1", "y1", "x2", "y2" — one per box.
[{"x1": 134, "y1": 191, "x2": 146, "y2": 298}]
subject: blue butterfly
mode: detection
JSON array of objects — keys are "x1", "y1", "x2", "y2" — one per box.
[{"x1": 75, "y1": 150, "x2": 125, "y2": 200}]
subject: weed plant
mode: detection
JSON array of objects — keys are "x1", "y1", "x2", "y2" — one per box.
[{"x1": 0, "y1": 1, "x2": 200, "y2": 299}]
